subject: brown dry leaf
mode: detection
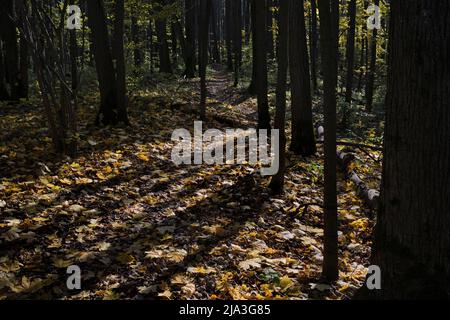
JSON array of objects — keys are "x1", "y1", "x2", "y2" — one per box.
[{"x1": 238, "y1": 258, "x2": 262, "y2": 271}]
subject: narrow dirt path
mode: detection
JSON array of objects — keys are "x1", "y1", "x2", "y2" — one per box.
[{"x1": 204, "y1": 65, "x2": 259, "y2": 128}]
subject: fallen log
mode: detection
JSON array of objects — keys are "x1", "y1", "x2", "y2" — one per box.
[
  {"x1": 337, "y1": 148, "x2": 380, "y2": 211},
  {"x1": 316, "y1": 125, "x2": 383, "y2": 151},
  {"x1": 316, "y1": 126, "x2": 380, "y2": 211}
]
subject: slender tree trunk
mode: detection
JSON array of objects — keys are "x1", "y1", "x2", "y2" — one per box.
[
  {"x1": 357, "y1": 36, "x2": 366, "y2": 91},
  {"x1": 210, "y1": 0, "x2": 221, "y2": 64},
  {"x1": 310, "y1": 0, "x2": 318, "y2": 92},
  {"x1": 87, "y1": 0, "x2": 118, "y2": 125},
  {"x1": 318, "y1": 0, "x2": 339, "y2": 282},
  {"x1": 131, "y1": 15, "x2": 143, "y2": 68},
  {"x1": 113, "y1": 0, "x2": 128, "y2": 124},
  {"x1": 266, "y1": 0, "x2": 274, "y2": 59},
  {"x1": 69, "y1": 23, "x2": 78, "y2": 93},
  {"x1": 198, "y1": 0, "x2": 211, "y2": 120},
  {"x1": 0, "y1": 42, "x2": 10, "y2": 100},
  {"x1": 344, "y1": 0, "x2": 356, "y2": 103},
  {"x1": 19, "y1": 29, "x2": 29, "y2": 99},
  {"x1": 357, "y1": 0, "x2": 450, "y2": 300},
  {"x1": 170, "y1": 22, "x2": 178, "y2": 65},
  {"x1": 269, "y1": 0, "x2": 289, "y2": 194},
  {"x1": 148, "y1": 19, "x2": 155, "y2": 73},
  {"x1": 156, "y1": 15, "x2": 172, "y2": 73},
  {"x1": 1, "y1": 0, "x2": 21, "y2": 101},
  {"x1": 253, "y1": 0, "x2": 271, "y2": 130},
  {"x1": 247, "y1": 0, "x2": 257, "y2": 95},
  {"x1": 341, "y1": 0, "x2": 357, "y2": 128},
  {"x1": 174, "y1": 19, "x2": 189, "y2": 70},
  {"x1": 225, "y1": 0, "x2": 233, "y2": 71},
  {"x1": 289, "y1": 0, "x2": 316, "y2": 156},
  {"x1": 331, "y1": 0, "x2": 339, "y2": 87},
  {"x1": 184, "y1": 0, "x2": 196, "y2": 78},
  {"x1": 365, "y1": 0, "x2": 379, "y2": 112},
  {"x1": 233, "y1": 0, "x2": 242, "y2": 86},
  {"x1": 244, "y1": 0, "x2": 251, "y2": 45}
]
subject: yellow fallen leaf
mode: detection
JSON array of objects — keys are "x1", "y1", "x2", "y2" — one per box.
[
  {"x1": 279, "y1": 276, "x2": 294, "y2": 291},
  {"x1": 96, "y1": 172, "x2": 107, "y2": 180},
  {"x1": 187, "y1": 266, "x2": 216, "y2": 274},
  {"x1": 137, "y1": 153, "x2": 149, "y2": 161}
]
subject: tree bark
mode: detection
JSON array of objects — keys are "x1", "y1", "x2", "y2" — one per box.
[
  {"x1": 289, "y1": 0, "x2": 316, "y2": 156},
  {"x1": 225, "y1": 0, "x2": 233, "y2": 71},
  {"x1": 266, "y1": 0, "x2": 274, "y2": 59},
  {"x1": 184, "y1": 0, "x2": 196, "y2": 78},
  {"x1": 0, "y1": 0, "x2": 21, "y2": 101},
  {"x1": 344, "y1": 0, "x2": 356, "y2": 104},
  {"x1": 19, "y1": 28, "x2": 29, "y2": 99},
  {"x1": 341, "y1": 0, "x2": 357, "y2": 128},
  {"x1": 269, "y1": 0, "x2": 289, "y2": 194},
  {"x1": 357, "y1": 0, "x2": 450, "y2": 300},
  {"x1": 113, "y1": 0, "x2": 129, "y2": 124},
  {"x1": 365, "y1": 0, "x2": 379, "y2": 112},
  {"x1": 156, "y1": 16, "x2": 172, "y2": 74},
  {"x1": 233, "y1": 0, "x2": 242, "y2": 86},
  {"x1": 309, "y1": 0, "x2": 318, "y2": 92},
  {"x1": 253, "y1": 0, "x2": 271, "y2": 130},
  {"x1": 198, "y1": 0, "x2": 211, "y2": 120},
  {"x1": 87, "y1": 0, "x2": 118, "y2": 125},
  {"x1": 247, "y1": 0, "x2": 257, "y2": 95},
  {"x1": 131, "y1": 15, "x2": 143, "y2": 68},
  {"x1": 318, "y1": 0, "x2": 339, "y2": 282},
  {"x1": 0, "y1": 42, "x2": 11, "y2": 101}
]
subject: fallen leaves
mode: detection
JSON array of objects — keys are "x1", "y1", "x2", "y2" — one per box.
[
  {"x1": 238, "y1": 258, "x2": 262, "y2": 271},
  {"x1": 0, "y1": 69, "x2": 378, "y2": 301},
  {"x1": 145, "y1": 247, "x2": 187, "y2": 263}
]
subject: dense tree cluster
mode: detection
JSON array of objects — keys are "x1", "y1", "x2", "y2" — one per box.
[{"x1": 0, "y1": 0, "x2": 448, "y2": 300}]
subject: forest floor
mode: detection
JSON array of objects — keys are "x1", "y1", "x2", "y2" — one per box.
[{"x1": 0, "y1": 66, "x2": 382, "y2": 300}]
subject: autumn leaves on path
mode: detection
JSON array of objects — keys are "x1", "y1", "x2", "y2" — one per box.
[{"x1": 1, "y1": 70, "x2": 375, "y2": 300}]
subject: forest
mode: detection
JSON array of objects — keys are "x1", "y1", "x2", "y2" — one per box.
[{"x1": 0, "y1": 0, "x2": 449, "y2": 302}]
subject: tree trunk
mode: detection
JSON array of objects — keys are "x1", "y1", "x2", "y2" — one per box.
[
  {"x1": 356, "y1": 36, "x2": 366, "y2": 92},
  {"x1": 253, "y1": 0, "x2": 271, "y2": 130},
  {"x1": 309, "y1": 0, "x2": 318, "y2": 92},
  {"x1": 225, "y1": 0, "x2": 233, "y2": 71},
  {"x1": 113, "y1": 0, "x2": 129, "y2": 125},
  {"x1": 357, "y1": 0, "x2": 450, "y2": 300},
  {"x1": 171, "y1": 22, "x2": 179, "y2": 65},
  {"x1": 0, "y1": 0, "x2": 21, "y2": 101},
  {"x1": 210, "y1": 0, "x2": 221, "y2": 63},
  {"x1": 341, "y1": 0, "x2": 357, "y2": 128},
  {"x1": 184, "y1": 0, "x2": 196, "y2": 78},
  {"x1": 233, "y1": 0, "x2": 242, "y2": 86},
  {"x1": 0, "y1": 42, "x2": 10, "y2": 101},
  {"x1": 87, "y1": 0, "x2": 118, "y2": 125},
  {"x1": 269, "y1": 0, "x2": 289, "y2": 194},
  {"x1": 131, "y1": 15, "x2": 143, "y2": 68},
  {"x1": 19, "y1": 29, "x2": 29, "y2": 99},
  {"x1": 69, "y1": 16, "x2": 78, "y2": 92},
  {"x1": 244, "y1": 0, "x2": 251, "y2": 45},
  {"x1": 289, "y1": 0, "x2": 316, "y2": 157},
  {"x1": 318, "y1": 0, "x2": 339, "y2": 282},
  {"x1": 331, "y1": 0, "x2": 339, "y2": 86},
  {"x1": 247, "y1": 0, "x2": 257, "y2": 95},
  {"x1": 198, "y1": 0, "x2": 211, "y2": 120},
  {"x1": 344, "y1": 0, "x2": 356, "y2": 104},
  {"x1": 156, "y1": 15, "x2": 172, "y2": 73},
  {"x1": 266, "y1": 0, "x2": 274, "y2": 59},
  {"x1": 174, "y1": 19, "x2": 189, "y2": 71},
  {"x1": 365, "y1": 0, "x2": 379, "y2": 112}
]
